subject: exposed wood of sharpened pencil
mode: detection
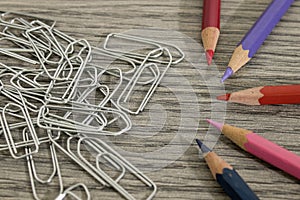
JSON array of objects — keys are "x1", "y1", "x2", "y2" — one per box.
[
  {"x1": 227, "y1": 44, "x2": 251, "y2": 73},
  {"x1": 201, "y1": 28, "x2": 220, "y2": 59},
  {"x1": 204, "y1": 151, "x2": 233, "y2": 180}
]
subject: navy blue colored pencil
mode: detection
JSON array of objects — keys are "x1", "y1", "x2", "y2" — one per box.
[{"x1": 196, "y1": 139, "x2": 259, "y2": 200}]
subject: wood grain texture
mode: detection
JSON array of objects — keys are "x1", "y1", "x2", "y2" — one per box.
[{"x1": 0, "y1": 0, "x2": 299, "y2": 200}]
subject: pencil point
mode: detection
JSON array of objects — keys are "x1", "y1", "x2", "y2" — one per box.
[
  {"x1": 206, "y1": 119, "x2": 223, "y2": 131},
  {"x1": 217, "y1": 94, "x2": 231, "y2": 101},
  {"x1": 205, "y1": 50, "x2": 214, "y2": 65},
  {"x1": 195, "y1": 139, "x2": 211, "y2": 153},
  {"x1": 195, "y1": 139, "x2": 203, "y2": 147},
  {"x1": 221, "y1": 67, "x2": 233, "y2": 82}
]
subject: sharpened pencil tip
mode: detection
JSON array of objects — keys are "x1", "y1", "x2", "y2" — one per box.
[
  {"x1": 195, "y1": 139, "x2": 211, "y2": 153},
  {"x1": 206, "y1": 119, "x2": 223, "y2": 131},
  {"x1": 195, "y1": 139, "x2": 203, "y2": 147},
  {"x1": 205, "y1": 50, "x2": 214, "y2": 65},
  {"x1": 221, "y1": 67, "x2": 233, "y2": 82},
  {"x1": 217, "y1": 94, "x2": 231, "y2": 101}
]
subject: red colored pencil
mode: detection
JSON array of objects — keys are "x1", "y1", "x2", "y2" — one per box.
[
  {"x1": 202, "y1": 0, "x2": 221, "y2": 65},
  {"x1": 217, "y1": 85, "x2": 300, "y2": 105}
]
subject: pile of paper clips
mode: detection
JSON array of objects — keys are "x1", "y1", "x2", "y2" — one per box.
[{"x1": 0, "y1": 12, "x2": 185, "y2": 200}]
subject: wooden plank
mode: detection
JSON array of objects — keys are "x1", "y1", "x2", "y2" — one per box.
[{"x1": 0, "y1": 0, "x2": 299, "y2": 199}]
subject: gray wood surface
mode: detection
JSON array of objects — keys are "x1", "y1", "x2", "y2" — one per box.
[{"x1": 0, "y1": 0, "x2": 299, "y2": 199}]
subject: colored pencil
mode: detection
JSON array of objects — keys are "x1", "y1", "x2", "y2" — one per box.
[
  {"x1": 221, "y1": 0, "x2": 294, "y2": 82},
  {"x1": 202, "y1": 0, "x2": 221, "y2": 65},
  {"x1": 207, "y1": 120, "x2": 300, "y2": 180},
  {"x1": 217, "y1": 84, "x2": 300, "y2": 105},
  {"x1": 196, "y1": 139, "x2": 259, "y2": 200}
]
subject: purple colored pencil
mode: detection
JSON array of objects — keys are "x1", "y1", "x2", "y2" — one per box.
[{"x1": 222, "y1": 0, "x2": 295, "y2": 82}]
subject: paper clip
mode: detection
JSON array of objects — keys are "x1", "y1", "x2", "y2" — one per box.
[
  {"x1": 78, "y1": 136, "x2": 157, "y2": 200},
  {"x1": 56, "y1": 183, "x2": 91, "y2": 200},
  {"x1": 117, "y1": 47, "x2": 172, "y2": 114},
  {"x1": 103, "y1": 33, "x2": 184, "y2": 64},
  {"x1": 24, "y1": 130, "x2": 63, "y2": 200},
  {"x1": 0, "y1": 95, "x2": 39, "y2": 159}
]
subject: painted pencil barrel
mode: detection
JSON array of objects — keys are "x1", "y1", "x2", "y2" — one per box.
[
  {"x1": 240, "y1": 0, "x2": 294, "y2": 57},
  {"x1": 216, "y1": 168, "x2": 259, "y2": 200},
  {"x1": 259, "y1": 85, "x2": 300, "y2": 105},
  {"x1": 245, "y1": 133, "x2": 300, "y2": 179},
  {"x1": 202, "y1": 0, "x2": 221, "y2": 29}
]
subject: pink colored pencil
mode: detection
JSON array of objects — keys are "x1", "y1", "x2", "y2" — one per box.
[{"x1": 207, "y1": 119, "x2": 300, "y2": 180}]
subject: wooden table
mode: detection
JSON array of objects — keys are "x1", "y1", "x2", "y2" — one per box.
[{"x1": 0, "y1": 0, "x2": 299, "y2": 199}]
